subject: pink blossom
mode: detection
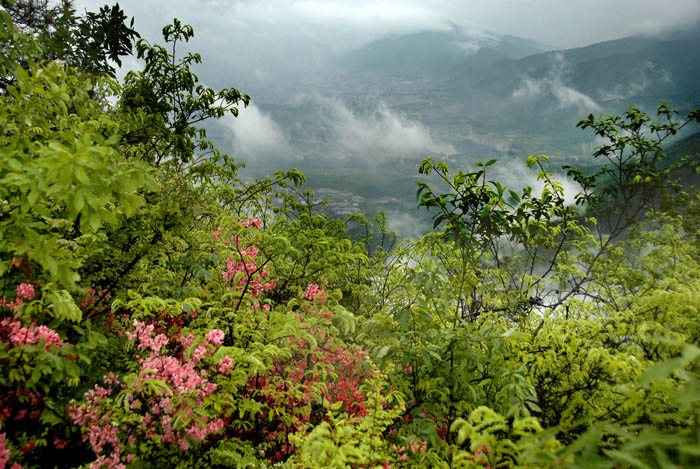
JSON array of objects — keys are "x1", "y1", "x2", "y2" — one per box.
[
  {"x1": 0, "y1": 431, "x2": 10, "y2": 468},
  {"x1": 150, "y1": 334, "x2": 169, "y2": 353},
  {"x1": 180, "y1": 333, "x2": 195, "y2": 349},
  {"x1": 241, "y1": 218, "x2": 261, "y2": 228},
  {"x1": 304, "y1": 283, "x2": 326, "y2": 302},
  {"x1": 177, "y1": 438, "x2": 190, "y2": 451},
  {"x1": 16, "y1": 283, "x2": 35, "y2": 301},
  {"x1": 218, "y1": 356, "x2": 233, "y2": 374},
  {"x1": 1, "y1": 317, "x2": 63, "y2": 350},
  {"x1": 191, "y1": 344, "x2": 209, "y2": 362},
  {"x1": 205, "y1": 329, "x2": 224, "y2": 346},
  {"x1": 126, "y1": 321, "x2": 170, "y2": 354}
]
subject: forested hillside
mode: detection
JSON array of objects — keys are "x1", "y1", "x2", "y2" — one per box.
[{"x1": 1, "y1": 3, "x2": 699, "y2": 468}]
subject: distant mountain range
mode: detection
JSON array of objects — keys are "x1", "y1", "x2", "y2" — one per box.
[
  {"x1": 307, "y1": 25, "x2": 699, "y2": 165},
  {"x1": 336, "y1": 23, "x2": 552, "y2": 79},
  {"x1": 212, "y1": 22, "x2": 700, "y2": 226}
]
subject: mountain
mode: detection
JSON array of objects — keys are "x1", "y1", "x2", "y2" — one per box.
[
  {"x1": 427, "y1": 33, "x2": 700, "y2": 155},
  {"x1": 335, "y1": 25, "x2": 550, "y2": 80},
  {"x1": 213, "y1": 25, "x2": 700, "y2": 228}
]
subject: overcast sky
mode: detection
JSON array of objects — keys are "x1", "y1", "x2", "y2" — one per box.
[{"x1": 76, "y1": 0, "x2": 700, "y2": 50}]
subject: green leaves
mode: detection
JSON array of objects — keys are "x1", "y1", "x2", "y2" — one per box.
[
  {"x1": 123, "y1": 19, "x2": 250, "y2": 166},
  {"x1": 0, "y1": 62, "x2": 157, "y2": 290},
  {"x1": 48, "y1": 289, "x2": 83, "y2": 322}
]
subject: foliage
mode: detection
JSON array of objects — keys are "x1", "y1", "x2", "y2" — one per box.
[
  {"x1": 0, "y1": 0, "x2": 139, "y2": 78},
  {"x1": 0, "y1": 7, "x2": 699, "y2": 469}
]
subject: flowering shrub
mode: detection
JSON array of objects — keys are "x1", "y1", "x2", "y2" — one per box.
[
  {"x1": 68, "y1": 323, "x2": 232, "y2": 467},
  {"x1": 0, "y1": 318, "x2": 63, "y2": 350},
  {"x1": 0, "y1": 282, "x2": 86, "y2": 468},
  {"x1": 245, "y1": 338, "x2": 373, "y2": 463},
  {"x1": 216, "y1": 222, "x2": 276, "y2": 306},
  {"x1": 0, "y1": 283, "x2": 35, "y2": 313},
  {"x1": 304, "y1": 283, "x2": 327, "y2": 303}
]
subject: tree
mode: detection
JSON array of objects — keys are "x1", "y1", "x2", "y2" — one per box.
[{"x1": 0, "y1": 0, "x2": 139, "y2": 89}]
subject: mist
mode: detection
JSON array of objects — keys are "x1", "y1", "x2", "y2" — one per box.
[
  {"x1": 220, "y1": 103, "x2": 289, "y2": 159},
  {"x1": 512, "y1": 53, "x2": 601, "y2": 113},
  {"x1": 69, "y1": 0, "x2": 700, "y2": 238}
]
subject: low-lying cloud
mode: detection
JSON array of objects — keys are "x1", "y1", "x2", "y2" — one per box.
[
  {"x1": 597, "y1": 60, "x2": 672, "y2": 101},
  {"x1": 491, "y1": 159, "x2": 581, "y2": 207},
  {"x1": 327, "y1": 99, "x2": 455, "y2": 157},
  {"x1": 385, "y1": 210, "x2": 433, "y2": 241},
  {"x1": 455, "y1": 40, "x2": 482, "y2": 55},
  {"x1": 512, "y1": 53, "x2": 601, "y2": 112},
  {"x1": 220, "y1": 102, "x2": 289, "y2": 158},
  {"x1": 219, "y1": 94, "x2": 454, "y2": 163},
  {"x1": 288, "y1": 94, "x2": 455, "y2": 160}
]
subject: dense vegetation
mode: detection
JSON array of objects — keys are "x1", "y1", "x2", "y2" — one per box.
[{"x1": 1, "y1": 3, "x2": 699, "y2": 468}]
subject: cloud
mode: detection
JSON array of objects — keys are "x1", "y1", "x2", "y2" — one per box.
[
  {"x1": 327, "y1": 99, "x2": 455, "y2": 156},
  {"x1": 461, "y1": 123, "x2": 515, "y2": 154},
  {"x1": 291, "y1": 94, "x2": 455, "y2": 159},
  {"x1": 512, "y1": 78, "x2": 544, "y2": 99},
  {"x1": 455, "y1": 41, "x2": 482, "y2": 55},
  {"x1": 597, "y1": 60, "x2": 672, "y2": 101},
  {"x1": 491, "y1": 159, "x2": 581, "y2": 207},
  {"x1": 217, "y1": 94, "x2": 453, "y2": 162},
  {"x1": 220, "y1": 102, "x2": 289, "y2": 158},
  {"x1": 512, "y1": 53, "x2": 601, "y2": 112},
  {"x1": 385, "y1": 210, "x2": 433, "y2": 241},
  {"x1": 551, "y1": 86, "x2": 601, "y2": 112},
  {"x1": 76, "y1": 0, "x2": 700, "y2": 53}
]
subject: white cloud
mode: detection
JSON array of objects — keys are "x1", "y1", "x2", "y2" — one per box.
[
  {"x1": 317, "y1": 96, "x2": 455, "y2": 156},
  {"x1": 552, "y1": 86, "x2": 601, "y2": 112},
  {"x1": 512, "y1": 78, "x2": 544, "y2": 98},
  {"x1": 75, "y1": 0, "x2": 700, "y2": 51},
  {"x1": 598, "y1": 61, "x2": 672, "y2": 101},
  {"x1": 219, "y1": 94, "x2": 453, "y2": 161},
  {"x1": 385, "y1": 210, "x2": 432, "y2": 241},
  {"x1": 513, "y1": 53, "x2": 601, "y2": 112},
  {"x1": 455, "y1": 41, "x2": 482, "y2": 55},
  {"x1": 491, "y1": 160, "x2": 581, "y2": 207},
  {"x1": 220, "y1": 102, "x2": 289, "y2": 158}
]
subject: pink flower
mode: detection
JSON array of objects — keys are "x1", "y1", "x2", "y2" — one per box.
[
  {"x1": 206, "y1": 329, "x2": 224, "y2": 346},
  {"x1": 180, "y1": 333, "x2": 195, "y2": 349},
  {"x1": 219, "y1": 356, "x2": 233, "y2": 374},
  {"x1": 304, "y1": 283, "x2": 326, "y2": 302},
  {"x1": 16, "y1": 283, "x2": 35, "y2": 301},
  {"x1": 241, "y1": 218, "x2": 261, "y2": 229},
  {"x1": 2, "y1": 318, "x2": 64, "y2": 350},
  {"x1": 177, "y1": 438, "x2": 190, "y2": 451},
  {"x1": 191, "y1": 344, "x2": 209, "y2": 362},
  {"x1": 0, "y1": 432, "x2": 10, "y2": 468}
]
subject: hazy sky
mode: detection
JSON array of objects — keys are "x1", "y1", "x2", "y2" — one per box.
[{"x1": 76, "y1": 0, "x2": 700, "y2": 50}]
